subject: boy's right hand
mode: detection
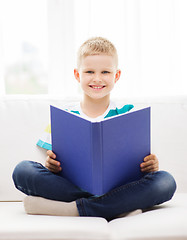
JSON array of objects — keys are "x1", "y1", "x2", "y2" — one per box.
[{"x1": 45, "y1": 150, "x2": 62, "y2": 173}]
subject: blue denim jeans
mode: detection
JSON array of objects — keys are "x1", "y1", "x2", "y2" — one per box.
[{"x1": 12, "y1": 160, "x2": 176, "y2": 221}]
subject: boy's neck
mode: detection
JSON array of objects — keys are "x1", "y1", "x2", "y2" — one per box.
[{"x1": 81, "y1": 95, "x2": 110, "y2": 118}]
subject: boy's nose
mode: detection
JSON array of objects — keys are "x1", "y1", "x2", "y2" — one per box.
[{"x1": 93, "y1": 74, "x2": 102, "y2": 82}]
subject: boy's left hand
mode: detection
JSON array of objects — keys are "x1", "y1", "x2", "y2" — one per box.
[{"x1": 140, "y1": 154, "x2": 159, "y2": 173}]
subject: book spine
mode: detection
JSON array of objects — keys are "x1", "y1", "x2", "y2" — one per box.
[{"x1": 91, "y1": 122, "x2": 103, "y2": 195}]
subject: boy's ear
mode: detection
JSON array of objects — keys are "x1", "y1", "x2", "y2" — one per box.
[
  {"x1": 74, "y1": 69, "x2": 80, "y2": 83},
  {"x1": 115, "y1": 69, "x2": 121, "y2": 83}
]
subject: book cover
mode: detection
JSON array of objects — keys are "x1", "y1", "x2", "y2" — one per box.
[{"x1": 50, "y1": 105, "x2": 151, "y2": 195}]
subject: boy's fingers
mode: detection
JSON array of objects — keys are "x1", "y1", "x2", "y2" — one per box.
[
  {"x1": 45, "y1": 158, "x2": 61, "y2": 172},
  {"x1": 144, "y1": 154, "x2": 157, "y2": 162},
  {"x1": 141, "y1": 159, "x2": 156, "y2": 168},
  {"x1": 141, "y1": 157, "x2": 159, "y2": 172},
  {"x1": 141, "y1": 163, "x2": 158, "y2": 172},
  {"x1": 46, "y1": 163, "x2": 61, "y2": 173},
  {"x1": 48, "y1": 157, "x2": 60, "y2": 167},
  {"x1": 46, "y1": 150, "x2": 52, "y2": 155},
  {"x1": 45, "y1": 150, "x2": 61, "y2": 173},
  {"x1": 47, "y1": 150, "x2": 56, "y2": 159}
]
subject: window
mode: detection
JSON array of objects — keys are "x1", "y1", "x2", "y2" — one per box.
[{"x1": 0, "y1": 0, "x2": 48, "y2": 94}]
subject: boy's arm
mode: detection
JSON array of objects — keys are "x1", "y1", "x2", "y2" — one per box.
[
  {"x1": 45, "y1": 150, "x2": 62, "y2": 173},
  {"x1": 140, "y1": 154, "x2": 159, "y2": 173}
]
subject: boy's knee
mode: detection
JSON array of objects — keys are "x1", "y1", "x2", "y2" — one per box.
[
  {"x1": 12, "y1": 160, "x2": 38, "y2": 186},
  {"x1": 153, "y1": 171, "x2": 177, "y2": 200},
  {"x1": 13, "y1": 161, "x2": 28, "y2": 180},
  {"x1": 159, "y1": 171, "x2": 176, "y2": 191}
]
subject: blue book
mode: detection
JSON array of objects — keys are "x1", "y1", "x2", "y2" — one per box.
[{"x1": 50, "y1": 106, "x2": 150, "y2": 195}]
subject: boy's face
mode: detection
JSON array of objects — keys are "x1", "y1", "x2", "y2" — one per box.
[{"x1": 74, "y1": 54, "x2": 121, "y2": 101}]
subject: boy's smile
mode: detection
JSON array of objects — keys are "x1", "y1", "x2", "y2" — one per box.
[
  {"x1": 74, "y1": 54, "x2": 121, "y2": 101},
  {"x1": 89, "y1": 84, "x2": 106, "y2": 90}
]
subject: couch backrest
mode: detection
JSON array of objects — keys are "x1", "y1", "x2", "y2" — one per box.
[{"x1": 0, "y1": 96, "x2": 187, "y2": 201}]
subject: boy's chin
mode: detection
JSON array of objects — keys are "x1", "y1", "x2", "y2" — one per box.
[{"x1": 85, "y1": 93, "x2": 111, "y2": 101}]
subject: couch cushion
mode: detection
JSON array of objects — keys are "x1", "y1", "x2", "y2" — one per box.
[
  {"x1": 109, "y1": 193, "x2": 187, "y2": 239},
  {"x1": 0, "y1": 193, "x2": 186, "y2": 240},
  {"x1": 0, "y1": 202, "x2": 109, "y2": 240}
]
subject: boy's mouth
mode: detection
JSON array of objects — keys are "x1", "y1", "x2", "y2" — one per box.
[{"x1": 89, "y1": 85, "x2": 106, "y2": 89}]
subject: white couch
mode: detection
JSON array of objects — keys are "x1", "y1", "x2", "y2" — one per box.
[{"x1": 0, "y1": 95, "x2": 187, "y2": 240}]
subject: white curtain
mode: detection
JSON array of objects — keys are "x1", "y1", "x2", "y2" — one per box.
[
  {"x1": 48, "y1": 0, "x2": 187, "y2": 98},
  {"x1": 0, "y1": 0, "x2": 187, "y2": 97},
  {"x1": 0, "y1": 3, "x2": 5, "y2": 95}
]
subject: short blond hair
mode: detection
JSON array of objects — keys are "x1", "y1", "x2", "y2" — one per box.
[{"x1": 77, "y1": 37, "x2": 118, "y2": 69}]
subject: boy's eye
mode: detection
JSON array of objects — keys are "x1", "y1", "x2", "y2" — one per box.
[
  {"x1": 102, "y1": 71, "x2": 110, "y2": 74},
  {"x1": 86, "y1": 71, "x2": 94, "y2": 74}
]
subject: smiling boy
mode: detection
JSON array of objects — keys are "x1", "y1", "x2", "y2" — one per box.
[
  {"x1": 74, "y1": 54, "x2": 121, "y2": 118},
  {"x1": 12, "y1": 37, "x2": 176, "y2": 221}
]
